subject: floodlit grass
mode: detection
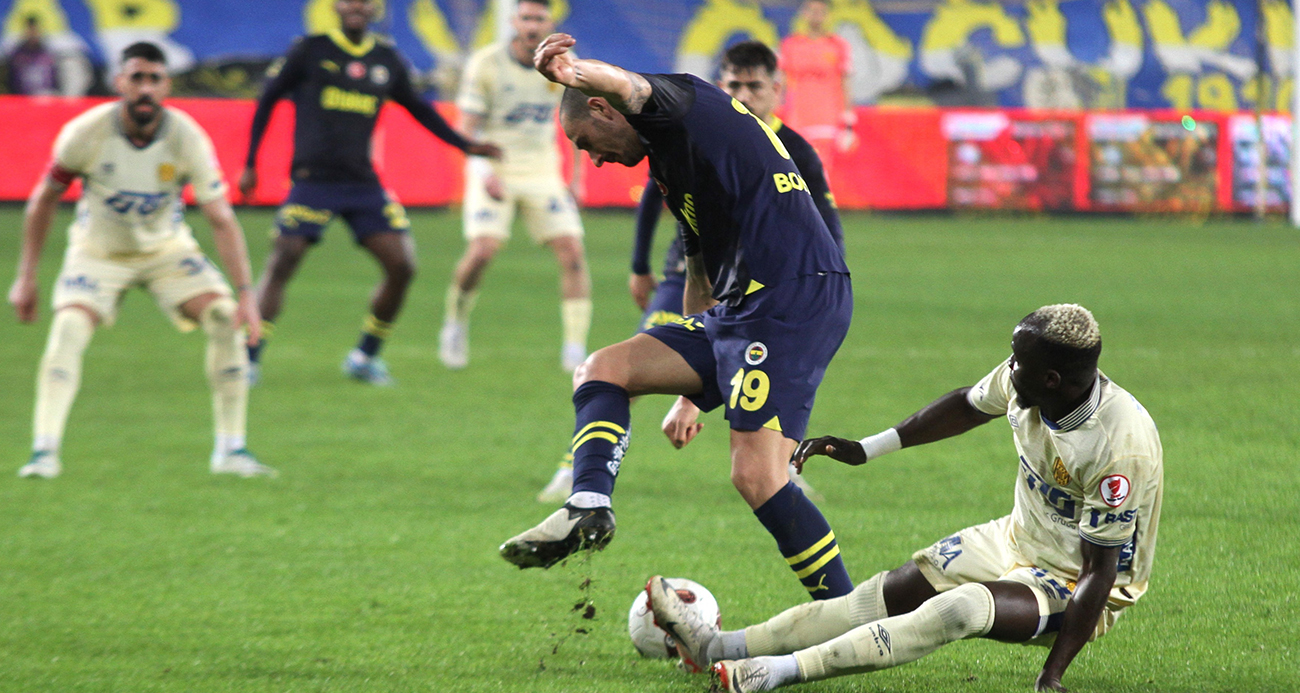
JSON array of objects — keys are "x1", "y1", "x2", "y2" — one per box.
[{"x1": 0, "y1": 205, "x2": 1295, "y2": 692}]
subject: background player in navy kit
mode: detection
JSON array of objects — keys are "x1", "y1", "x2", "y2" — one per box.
[
  {"x1": 537, "y1": 40, "x2": 841, "y2": 503},
  {"x1": 238, "y1": 0, "x2": 499, "y2": 384},
  {"x1": 501, "y1": 33, "x2": 855, "y2": 604}
]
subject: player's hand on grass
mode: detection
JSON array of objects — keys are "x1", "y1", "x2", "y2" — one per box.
[
  {"x1": 662, "y1": 397, "x2": 703, "y2": 449},
  {"x1": 534, "y1": 33, "x2": 579, "y2": 87},
  {"x1": 466, "y1": 141, "x2": 502, "y2": 160},
  {"x1": 237, "y1": 167, "x2": 258, "y2": 201},
  {"x1": 484, "y1": 173, "x2": 506, "y2": 202},
  {"x1": 8, "y1": 276, "x2": 38, "y2": 323},
  {"x1": 235, "y1": 289, "x2": 262, "y2": 346},
  {"x1": 628, "y1": 273, "x2": 657, "y2": 310},
  {"x1": 791, "y1": 436, "x2": 866, "y2": 472},
  {"x1": 1034, "y1": 671, "x2": 1069, "y2": 692}
]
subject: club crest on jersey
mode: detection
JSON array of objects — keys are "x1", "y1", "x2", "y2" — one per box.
[
  {"x1": 1100, "y1": 474, "x2": 1130, "y2": 507},
  {"x1": 1052, "y1": 458, "x2": 1071, "y2": 486},
  {"x1": 370, "y1": 65, "x2": 389, "y2": 85},
  {"x1": 157, "y1": 163, "x2": 175, "y2": 183},
  {"x1": 346, "y1": 60, "x2": 366, "y2": 80},
  {"x1": 745, "y1": 342, "x2": 768, "y2": 365}
]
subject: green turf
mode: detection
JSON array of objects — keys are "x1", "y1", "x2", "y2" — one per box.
[{"x1": 0, "y1": 204, "x2": 1296, "y2": 692}]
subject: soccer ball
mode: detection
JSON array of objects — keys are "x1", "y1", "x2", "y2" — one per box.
[{"x1": 627, "y1": 578, "x2": 720, "y2": 658}]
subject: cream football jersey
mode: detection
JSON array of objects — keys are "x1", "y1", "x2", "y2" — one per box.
[
  {"x1": 456, "y1": 42, "x2": 565, "y2": 179},
  {"x1": 51, "y1": 102, "x2": 228, "y2": 257},
  {"x1": 967, "y1": 358, "x2": 1163, "y2": 607}
]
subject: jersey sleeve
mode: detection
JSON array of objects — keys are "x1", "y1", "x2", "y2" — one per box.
[
  {"x1": 966, "y1": 358, "x2": 1014, "y2": 416},
  {"x1": 50, "y1": 114, "x2": 96, "y2": 181},
  {"x1": 246, "y1": 38, "x2": 311, "y2": 167},
  {"x1": 1078, "y1": 453, "x2": 1148, "y2": 548},
  {"x1": 624, "y1": 73, "x2": 696, "y2": 132},
  {"x1": 455, "y1": 49, "x2": 490, "y2": 116},
  {"x1": 178, "y1": 116, "x2": 229, "y2": 204}
]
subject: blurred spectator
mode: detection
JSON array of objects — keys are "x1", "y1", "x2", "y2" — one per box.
[
  {"x1": 779, "y1": 0, "x2": 855, "y2": 164},
  {"x1": 6, "y1": 16, "x2": 59, "y2": 95}
]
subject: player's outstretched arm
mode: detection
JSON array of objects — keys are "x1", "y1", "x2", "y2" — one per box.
[
  {"x1": 8, "y1": 174, "x2": 68, "y2": 323},
  {"x1": 792, "y1": 387, "x2": 997, "y2": 471},
  {"x1": 201, "y1": 198, "x2": 261, "y2": 345},
  {"x1": 1035, "y1": 540, "x2": 1120, "y2": 692},
  {"x1": 241, "y1": 41, "x2": 310, "y2": 200},
  {"x1": 533, "y1": 33, "x2": 653, "y2": 114},
  {"x1": 389, "y1": 61, "x2": 501, "y2": 159}
]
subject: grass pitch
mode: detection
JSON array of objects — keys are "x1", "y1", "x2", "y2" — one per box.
[{"x1": 0, "y1": 204, "x2": 1296, "y2": 692}]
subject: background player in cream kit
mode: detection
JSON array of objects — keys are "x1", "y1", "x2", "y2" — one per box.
[
  {"x1": 439, "y1": 0, "x2": 591, "y2": 373},
  {"x1": 7, "y1": 42, "x2": 273, "y2": 479},
  {"x1": 649, "y1": 304, "x2": 1163, "y2": 693}
]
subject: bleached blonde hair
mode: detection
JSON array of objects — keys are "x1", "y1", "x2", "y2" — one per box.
[{"x1": 1028, "y1": 304, "x2": 1100, "y2": 349}]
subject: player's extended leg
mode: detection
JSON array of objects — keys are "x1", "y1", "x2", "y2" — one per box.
[
  {"x1": 248, "y1": 234, "x2": 312, "y2": 377},
  {"x1": 20, "y1": 306, "x2": 98, "y2": 478},
  {"x1": 545, "y1": 235, "x2": 591, "y2": 372},
  {"x1": 731, "y1": 427, "x2": 854, "y2": 601},
  {"x1": 500, "y1": 333, "x2": 704, "y2": 568},
  {"x1": 181, "y1": 292, "x2": 276, "y2": 478},
  {"x1": 439, "y1": 236, "x2": 501, "y2": 369},
  {"x1": 712, "y1": 580, "x2": 1040, "y2": 691},
  {"x1": 343, "y1": 231, "x2": 416, "y2": 384}
]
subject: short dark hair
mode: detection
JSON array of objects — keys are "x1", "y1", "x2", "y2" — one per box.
[
  {"x1": 121, "y1": 42, "x2": 166, "y2": 66},
  {"x1": 721, "y1": 40, "x2": 778, "y2": 77},
  {"x1": 519, "y1": 0, "x2": 551, "y2": 7},
  {"x1": 560, "y1": 87, "x2": 590, "y2": 122}
]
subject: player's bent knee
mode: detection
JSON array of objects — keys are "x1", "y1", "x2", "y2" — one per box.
[
  {"x1": 572, "y1": 346, "x2": 627, "y2": 390},
  {"x1": 46, "y1": 307, "x2": 96, "y2": 355},
  {"x1": 385, "y1": 259, "x2": 416, "y2": 285},
  {"x1": 199, "y1": 296, "x2": 239, "y2": 335},
  {"x1": 928, "y1": 583, "x2": 996, "y2": 640}
]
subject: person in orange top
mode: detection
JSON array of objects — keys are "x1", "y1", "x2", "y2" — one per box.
[{"x1": 778, "y1": 0, "x2": 855, "y2": 169}]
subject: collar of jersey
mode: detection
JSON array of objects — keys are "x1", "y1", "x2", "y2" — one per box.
[
  {"x1": 768, "y1": 115, "x2": 784, "y2": 133},
  {"x1": 328, "y1": 29, "x2": 375, "y2": 58},
  {"x1": 1041, "y1": 375, "x2": 1102, "y2": 432}
]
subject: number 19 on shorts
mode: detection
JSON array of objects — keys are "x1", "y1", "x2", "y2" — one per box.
[{"x1": 729, "y1": 368, "x2": 770, "y2": 411}]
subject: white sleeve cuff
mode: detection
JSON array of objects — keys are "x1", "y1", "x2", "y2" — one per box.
[{"x1": 858, "y1": 428, "x2": 901, "y2": 460}]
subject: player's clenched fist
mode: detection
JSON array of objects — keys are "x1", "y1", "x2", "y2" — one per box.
[
  {"x1": 661, "y1": 397, "x2": 703, "y2": 449},
  {"x1": 8, "y1": 277, "x2": 38, "y2": 323},
  {"x1": 533, "y1": 33, "x2": 578, "y2": 86},
  {"x1": 791, "y1": 435, "x2": 866, "y2": 472}
]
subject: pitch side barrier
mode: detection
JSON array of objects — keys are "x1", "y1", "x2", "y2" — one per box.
[{"x1": 0, "y1": 96, "x2": 1287, "y2": 213}]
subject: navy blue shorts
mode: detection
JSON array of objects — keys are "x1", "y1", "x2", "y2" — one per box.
[
  {"x1": 638, "y1": 272, "x2": 686, "y2": 333},
  {"x1": 645, "y1": 272, "x2": 852, "y2": 441},
  {"x1": 275, "y1": 182, "x2": 410, "y2": 244}
]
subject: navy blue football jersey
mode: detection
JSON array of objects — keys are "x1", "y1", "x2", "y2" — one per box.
[{"x1": 625, "y1": 73, "x2": 848, "y2": 305}]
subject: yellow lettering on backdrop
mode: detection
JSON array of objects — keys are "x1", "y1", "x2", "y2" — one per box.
[
  {"x1": 409, "y1": 0, "x2": 460, "y2": 57},
  {"x1": 1196, "y1": 72, "x2": 1237, "y2": 111},
  {"x1": 677, "y1": 0, "x2": 778, "y2": 67},
  {"x1": 3, "y1": 0, "x2": 71, "y2": 37},
  {"x1": 1161, "y1": 73, "x2": 1194, "y2": 110},
  {"x1": 84, "y1": 0, "x2": 178, "y2": 31},
  {"x1": 921, "y1": 0, "x2": 1024, "y2": 53}
]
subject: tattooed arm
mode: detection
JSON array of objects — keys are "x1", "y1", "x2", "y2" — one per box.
[{"x1": 533, "y1": 33, "x2": 653, "y2": 114}]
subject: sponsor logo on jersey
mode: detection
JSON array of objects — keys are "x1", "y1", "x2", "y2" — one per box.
[
  {"x1": 773, "y1": 171, "x2": 808, "y2": 194},
  {"x1": 346, "y1": 60, "x2": 366, "y2": 80},
  {"x1": 157, "y1": 163, "x2": 176, "y2": 183},
  {"x1": 1100, "y1": 474, "x2": 1130, "y2": 507},
  {"x1": 1008, "y1": 413, "x2": 1019, "y2": 429},
  {"x1": 320, "y1": 86, "x2": 378, "y2": 115},
  {"x1": 370, "y1": 64, "x2": 389, "y2": 85},
  {"x1": 1021, "y1": 456, "x2": 1079, "y2": 520},
  {"x1": 1052, "y1": 457, "x2": 1071, "y2": 486},
  {"x1": 679, "y1": 193, "x2": 698, "y2": 234},
  {"x1": 745, "y1": 342, "x2": 768, "y2": 365}
]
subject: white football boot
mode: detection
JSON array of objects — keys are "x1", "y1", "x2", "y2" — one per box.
[
  {"x1": 211, "y1": 449, "x2": 278, "y2": 478},
  {"x1": 646, "y1": 575, "x2": 718, "y2": 673},
  {"x1": 499, "y1": 504, "x2": 615, "y2": 569},
  {"x1": 18, "y1": 451, "x2": 61, "y2": 479},
  {"x1": 438, "y1": 321, "x2": 469, "y2": 369},
  {"x1": 713, "y1": 658, "x2": 786, "y2": 692}
]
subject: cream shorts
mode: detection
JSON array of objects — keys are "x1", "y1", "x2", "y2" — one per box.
[
  {"x1": 52, "y1": 241, "x2": 232, "y2": 331},
  {"x1": 462, "y1": 171, "x2": 582, "y2": 243},
  {"x1": 913, "y1": 515, "x2": 1123, "y2": 645}
]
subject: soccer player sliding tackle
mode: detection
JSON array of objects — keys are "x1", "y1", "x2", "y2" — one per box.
[
  {"x1": 646, "y1": 305, "x2": 1163, "y2": 692},
  {"x1": 8, "y1": 42, "x2": 273, "y2": 478},
  {"x1": 501, "y1": 34, "x2": 856, "y2": 604}
]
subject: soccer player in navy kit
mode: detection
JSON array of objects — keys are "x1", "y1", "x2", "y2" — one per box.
[
  {"x1": 239, "y1": 0, "x2": 499, "y2": 384},
  {"x1": 501, "y1": 33, "x2": 854, "y2": 603}
]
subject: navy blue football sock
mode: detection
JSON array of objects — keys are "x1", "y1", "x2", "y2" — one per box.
[
  {"x1": 247, "y1": 340, "x2": 264, "y2": 364},
  {"x1": 754, "y1": 482, "x2": 853, "y2": 599},
  {"x1": 357, "y1": 314, "x2": 392, "y2": 357},
  {"x1": 569, "y1": 381, "x2": 631, "y2": 500}
]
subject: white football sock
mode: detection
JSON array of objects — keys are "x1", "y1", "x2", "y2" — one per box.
[
  {"x1": 33, "y1": 309, "x2": 94, "y2": 453},
  {"x1": 561, "y1": 298, "x2": 591, "y2": 350},
  {"x1": 566, "y1": 491, "x2": 611, "y2": 509},
  {"x1": 794, "y1": 583, "x2": 995, "y2": 681},
  {"x1": 201, "y1": 298, "x2": 248, "y2": 456},
  {"x1": 745, "y1": 571, "x2": 887, "y2": 656},
  {"x1": 445, "y1": 283, "x2": 478, "y2": 325}
]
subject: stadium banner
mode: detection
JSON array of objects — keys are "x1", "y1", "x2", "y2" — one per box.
[
  {"x1": 1086, "y1": 111, "x2": 1224, "y2": 212},
  {"x1": 0, "y1": 0, "x2": 1293, "y2": 110},
  {"x1": 942, "y1": 111, "x2": 1085, "y2": 211},
  {"x1": 1228, "y1": 113, "x2": 1292, "y2": 211}
]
